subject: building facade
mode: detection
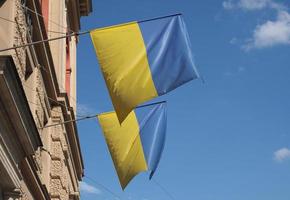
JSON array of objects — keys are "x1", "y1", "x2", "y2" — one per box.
[{"x1": 0, "y1": 0, "x2": 92, "y2": 199}]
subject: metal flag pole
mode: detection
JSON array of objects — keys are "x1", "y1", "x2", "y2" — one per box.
[
  {"x1": 0, "y1": 31, "x2": 90, "y2": 53},
  {"x1": 41, "y1": 100, "x2": 166, "y2": 129},
  {"x1": 138, "y1": 13, "x2": 181, "y2": 23},
  {"x1": 0, "y1": 13, "x2": 182, "y2": 53},
  {"x1": 41, "y1": 114, "x2": 97, "y2": 129}
]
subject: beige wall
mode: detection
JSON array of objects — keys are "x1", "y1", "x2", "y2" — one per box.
[
  {"x1": 0, "y1": 0, "x2": 15, "y2": 56},
  {"x1": 48, "y1": 0, "x2": 78, "y2": 111},
  {"x1": 48, "y1": 0, "x2": 66, "y2": 93},
  {"x1": 69, "y1": 36, "x2": 77, "y2": 111},
  {"x1": 0, "y1": 0, "x2": 90, "y2": 199}
]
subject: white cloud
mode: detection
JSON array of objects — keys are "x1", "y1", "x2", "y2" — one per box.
[
  {"x1": 80, "y1": 182, "x2": 102, "y2": 195},
  {"x1": 224, "y1": 71, "x2": 234, "y2": 76},
  {"x1": 223, "y1": 0, "x2": 235, "y2": 9},
  {"x1": 238, "y1": 66, "x2": 245, "y2": 72},
  {"x1": 239, "y1": 0, "x2": 269, "y2": 10},
  {"x1": 223, "y1": 66, "x2": 246, "y2": 77},
  {"x1": 223, "y1": 0, "x2": 289, "y2": 50},
  {"x1": 274, "y1": 148, "x2": 290, "y2": 162},
  {"x1": 243, "y1": 11, "x2": 290, "y2": 49},
  {"x1": 230, "y1": 37, "x2": 238, "y2": 44},
  {"x1": 77, "y1": 103, "x2": 93, "y2": 116},
  {"x1": 223, "y1": 0, "x2": 285, "y2": 11}
]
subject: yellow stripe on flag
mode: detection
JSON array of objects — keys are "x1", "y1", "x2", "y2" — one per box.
[
  {"x1": 90, "y1": 22, "x2": 158, "y2": 122},
  {"x1": 97, "y1": 111, "x2": 148, "y2": 189}
]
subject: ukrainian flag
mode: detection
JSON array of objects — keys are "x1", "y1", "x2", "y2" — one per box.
[
  {"x1": 97, "y1": 102, "x2": 167, "y2": 189},
  {"x1": 91, "y1": 14, "x2": 199, "y2": 122}
]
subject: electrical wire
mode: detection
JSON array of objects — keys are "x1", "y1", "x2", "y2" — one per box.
[
  {"x1": 20, "y1": 4, "x2": 72, "y2": 33},
  {"x1": 22, "y1": 83, "x2": 86, "y2": 118},
  {"x1": 85, "y1": 176, "x2": 122, "y2": 200},
  {"x1": 0, "y1": 15, "x2": 66, "y2": 35},
  {"x1": 37, "y1": 65, "x2": 94, "y2": 117},
  {"x1": 0, "y1": 14, "x2": 88, "y2": 116},
  {"x1": 26, "y1": 98, "x2": 80, "y2": 129},
  {"x1": 0, "y1": 15, "x2": 17, "y2": 24},
  {"x1": 152, "y1": 178, "x2": 176, "y2": 200},
  {"x1": 18, "y1": 5, "x2": 87, "y2": 111}
]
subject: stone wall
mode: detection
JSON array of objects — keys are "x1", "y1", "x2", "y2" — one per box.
[
  {"x1": 12, "y1": 0, "x2": 27, "y2": 82},
  {"x1": 0, "y1": 0, "x2": 83, "y2": 199},
  {"x1": 50, "y1": 108, "x2": 68, "y2": 200}
]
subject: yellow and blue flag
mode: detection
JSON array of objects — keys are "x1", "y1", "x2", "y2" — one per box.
[
  {"x1": 90, "y1": 14, "x2": 199, "y2": 122},
  {"x1": 97, "y1": 102, "x2": 167, "y2": 189}
]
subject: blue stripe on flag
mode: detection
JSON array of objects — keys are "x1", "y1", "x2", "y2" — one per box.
[
  {"x1": 135, "y1": 103, "x2": 167, "y2": 178},
  {"x1": 138, "y1": 15, "x2": 199, "y2": 95}
]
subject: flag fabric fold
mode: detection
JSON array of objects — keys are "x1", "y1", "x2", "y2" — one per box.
[
  {"x1": 91, "y1": 14, "x2": 198, "y2": 122},
  {"x1": 97, "y1": 103, "x2": 167, "y2": 189}
]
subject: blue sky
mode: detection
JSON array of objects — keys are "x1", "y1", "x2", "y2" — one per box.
[{"x1": 76, "y1": 0, "x2": 290, "y2": 199}]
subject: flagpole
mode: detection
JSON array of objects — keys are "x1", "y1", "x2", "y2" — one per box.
[
  {"x1": 0, "y1": 13, "x2": 182, "y2": 53},
  {"x1": 136, "y1": 100, "x2": 166, "y2": 109},
  {"x1": 41, "y1": 100, "x2": 166, "y2": 129},
  {"x1": 41, "y1": 114, "x2": 97, "y2": 129},
  {"x1": 138, "y1": 13, "x2": 182, "y2": 23},
  {"x1": 0, "y1": 31, "x2": 90, "y2": 53}
]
